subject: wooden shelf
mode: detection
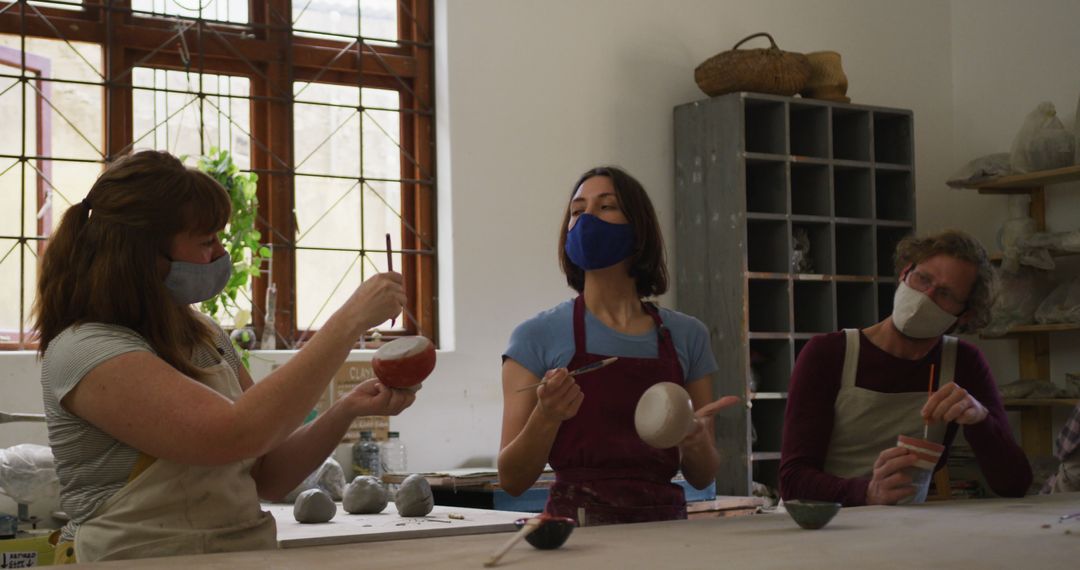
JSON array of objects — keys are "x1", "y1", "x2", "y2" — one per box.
[
  {"x1": 1003, "y1": 398, "x2": 1079, "y2": 408},
  {"x1": 748, "y1": 332, "x2": 792, "y2": 340},
  {"x1": 750, "y1": 392, "x2": 788, "y2": 400},
  {"x1": 989, "y1": 250, "x2": 1080, "y2": 263},
  {"x1": 677, "y1": 94, "x2": 913, "y2": 496},
  {"x1": 955, "y1": 165, "x2": 1080, "y2": 193},
  {"x1": 792, "y1": 273, "x2": 831, "y2": 281},
  {"x1": 953, "y1": 165, "x2": 1080, "y2": 458},
  {"x1": 982, "y1": 323, "x2": 1080, "y2": 338},
  {"x1": 746, "y1": 272, "x2": 789, "y2": 281}
]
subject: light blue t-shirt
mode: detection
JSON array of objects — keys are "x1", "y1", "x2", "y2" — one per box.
[{"x1": 503, "y1": 299, "x2": 718, "y2": 384}]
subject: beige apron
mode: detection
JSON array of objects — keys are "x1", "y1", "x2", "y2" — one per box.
[
  {"x1": 822, "y1": 329, "x2": 956, "y2": 479},
  {"x1": 73, "y1": 360, "x2": 277, "y2": 562}
]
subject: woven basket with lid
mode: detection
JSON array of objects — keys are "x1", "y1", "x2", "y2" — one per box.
[{"x1": 694, "y1": 32, "x2": 811, "y2": 97}]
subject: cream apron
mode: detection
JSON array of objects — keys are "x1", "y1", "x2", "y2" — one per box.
[
  {"x1": 822, "y1": 329, "x2": 957, "y2": 479},
  {"x1": 72, "y1": 360, "x2": 277, "y2": 562}
]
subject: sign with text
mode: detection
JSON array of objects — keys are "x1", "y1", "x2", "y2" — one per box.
[{"x1": 326, "y1": 361, "x2": 389, "y2": 443}]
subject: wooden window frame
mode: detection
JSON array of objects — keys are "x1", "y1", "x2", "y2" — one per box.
[{"x1": 0, "y1": 0, "x2": 437, "y2": 350}]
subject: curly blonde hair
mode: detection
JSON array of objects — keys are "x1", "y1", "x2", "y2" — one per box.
[{"x1": 893, "y1": 229, "x2": 996, "y2": 333}]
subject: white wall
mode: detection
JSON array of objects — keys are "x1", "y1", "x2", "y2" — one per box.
[
  {"x1": 950, "y1": 0, "x2": 1080, "y2": 396},
  {"x1": 3, "y1": 0, "x2": 1078, "y2": 505},
  {"x1": 418, "y1": 0, "x2": 958, "y2": 472}
]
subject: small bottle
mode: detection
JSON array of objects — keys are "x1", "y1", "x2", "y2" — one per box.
[
  {"x1": 352, "y1": 431, "x2": 382, "y2": 479},
  {"x1": 380, "y1": 431, "x2": 407, "y2": 474},
  {"x1": 260, "y1": 283, "x2": 277, "y2": 350},
  {"x1": 380, "y1": 431, "x2": 407, "y2": 499}
]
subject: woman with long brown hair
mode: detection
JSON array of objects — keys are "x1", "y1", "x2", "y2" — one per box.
[
  {"x1": 35, "y1": 150, "x2": 413, "y2": 562},
  {"x1": 497, "y1": 166, "x2": 739, "y2": 526}
]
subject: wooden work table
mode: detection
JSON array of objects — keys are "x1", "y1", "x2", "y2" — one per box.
[{"x1": 82, "y1": 493, "x2": 1079, "y2": 569}]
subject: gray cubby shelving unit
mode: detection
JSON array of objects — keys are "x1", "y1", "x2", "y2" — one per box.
[{"x1": 674, "y1": 93, "x2": 915, "y2": 496}]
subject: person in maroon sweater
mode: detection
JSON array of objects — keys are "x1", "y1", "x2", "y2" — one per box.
[{"x1": 780, "y1": 230, "x2": 1032, "y2": 506}]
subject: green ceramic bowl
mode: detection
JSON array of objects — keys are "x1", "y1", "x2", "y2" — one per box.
[{"x1": 784, "y1": 500, "x2": 841, "y2": 530}]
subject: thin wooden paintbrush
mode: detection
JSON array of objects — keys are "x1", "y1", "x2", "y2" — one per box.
[{"x1": 515, "y1": 357, "x2": 619, "y2": 392}]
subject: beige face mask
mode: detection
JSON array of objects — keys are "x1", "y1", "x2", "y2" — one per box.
[{"x1": 892, "y1": 281, "x2": 958, "y2": 339}]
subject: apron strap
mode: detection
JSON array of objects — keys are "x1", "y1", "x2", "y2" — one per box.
[
  {"x1": 841, "y1": 329, "x2": 860, "y2": 389},
  {"x1": 939, "y1": 335, "x2": 958, "y2": 387},
  {"x1": 642, "y1": 302, "x2": 678, "y2": 364}
]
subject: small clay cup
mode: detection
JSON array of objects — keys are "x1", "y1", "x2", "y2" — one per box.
[
  {"x1": 514, "y1": 516, "x2": 576, "y2": 550},
  {"x1": 895, "y1": 435, "x2": 945, "y2": 505},
  {"x1": 784, "y1": 500, "x2": 841, "y2": 530}
]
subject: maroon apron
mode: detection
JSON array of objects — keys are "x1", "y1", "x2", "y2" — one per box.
[{"x1": 543, "y1": 296, "x2": 688, "y2": 526}]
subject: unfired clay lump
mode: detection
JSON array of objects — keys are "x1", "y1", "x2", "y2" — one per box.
[
  {"x1": 343, "y1": 476, "x2": 389, "y2": 514},
  {"x1": 293, "y1": 488, "x2": 337, "y2": 523},
  {"x1": 395, "y1": 473, "x2": 434, "y2": 517}
]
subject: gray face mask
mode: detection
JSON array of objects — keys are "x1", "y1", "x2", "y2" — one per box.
[{"x1": 164, "y1": 253, "x2": 232, "y2": 305}]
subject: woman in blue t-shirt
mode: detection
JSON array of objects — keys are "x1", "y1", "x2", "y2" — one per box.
[{"x1": 498, "y1": 166, "x2": 739, "y2": 525}]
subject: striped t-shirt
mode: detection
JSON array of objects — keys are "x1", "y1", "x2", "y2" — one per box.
[{"x1": 40, "y1": 320, "x2": 242, "y2": 541}]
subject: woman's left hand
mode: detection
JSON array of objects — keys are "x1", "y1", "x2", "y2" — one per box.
[
  {"x1": 921, "y1": 382, "x2": 987, "y2": 425},
  {"x1": 340, "y1": 378, "x2": 416, "y2": 417},
  {"x1": 679, "y1": 395, "x2": 741, "y2": 450}
]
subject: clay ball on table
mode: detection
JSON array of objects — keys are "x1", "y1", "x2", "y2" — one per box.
[
  {"x1": 395, "y1": 473, "x2": 434, "y2": 517},
  {"x1": 293, "y1": 488, "x2": 337, "y2": 523},
  {"x1": 343, "y1": 476, "x2": 389, "y2": 514}
]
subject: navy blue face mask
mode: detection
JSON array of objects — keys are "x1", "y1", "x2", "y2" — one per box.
[{"x1": 564, "y1": 213, "x2": 635, "y2": 270}]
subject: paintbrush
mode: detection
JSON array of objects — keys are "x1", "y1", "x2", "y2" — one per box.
[
  {"x1": 484, "y1": 517, "x2": 541, "y2": 567},
  {"x1": 515, "y1": 357, "x2": 618, "y2": 393},
  {"x1": 386, "y1": 233, "x2": 396, "y2": 328}
]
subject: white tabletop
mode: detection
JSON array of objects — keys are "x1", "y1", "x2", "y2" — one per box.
[{"x1": 267, "y1": 501, "x2": 534, "y2": 548}]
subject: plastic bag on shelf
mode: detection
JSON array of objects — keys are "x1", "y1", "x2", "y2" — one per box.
[
  {"x1": 946, "y1": 153, "x2": 1013, "y2": 188},
  {"x1": 982, "y1": 267, "x2": 1053, "y2": 336},
  {"x1": 1017, "y1": 230, "x2": 1080, "y2": 251},
  {"x1": 1010, "y1": 102, "x2": 1076, "y2": 173},
  {"x1": 998, "y1": 380, "x2": 1039, "y2": 399},
  {"x1": 0, "y1": 444, "x2": 59, "y2": 505},
  {"x1": 1000, "y1": 230, "x2": 1080, "y2": 273},
  {"x1": 281, "y1": 457, "x2": 347, "y2": 503},
  {"x1": 1034, "y1": 275, "x2": 1080, "y2": 324}
]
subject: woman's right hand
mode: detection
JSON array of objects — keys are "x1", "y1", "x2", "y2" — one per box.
[
  {"x1": 345, "y1": 272, "x2": 406, "y2": 329},
  {"x1": 535, "y1": 368, "x2": 583, "y2": 422}
]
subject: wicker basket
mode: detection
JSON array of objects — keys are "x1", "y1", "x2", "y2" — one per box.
[
  {"x1": 694, "y1": 32, "x2": 811, "y2": 97},
  {"x1": 801, "y1": 51, "x2": 850, "y2": 102}
]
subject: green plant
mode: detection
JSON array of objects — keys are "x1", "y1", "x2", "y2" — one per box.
[{"x1": 194, "y1": 148, "x2": 269, "y2": 366}]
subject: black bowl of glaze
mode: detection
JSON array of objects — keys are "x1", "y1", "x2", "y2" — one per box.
[
  {"x1": 784, "y1": 500, "x2": 841, "y2": 530},
  {"x1": 514, "y1": 516, "x2": 577, "y2": 550}
]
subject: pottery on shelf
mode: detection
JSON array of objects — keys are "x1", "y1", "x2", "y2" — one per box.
[{"x1": 800, "y1": 51, "x2": 849, "y2": 103}]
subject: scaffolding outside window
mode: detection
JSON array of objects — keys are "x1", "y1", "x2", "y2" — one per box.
[{"x1": 0, "y1": 0, "x2": 436, "y2": 351}]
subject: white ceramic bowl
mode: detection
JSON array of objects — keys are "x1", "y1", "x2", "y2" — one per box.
[{"x1": 634, "y1": 382, "x2": 695, "y2": 448}]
